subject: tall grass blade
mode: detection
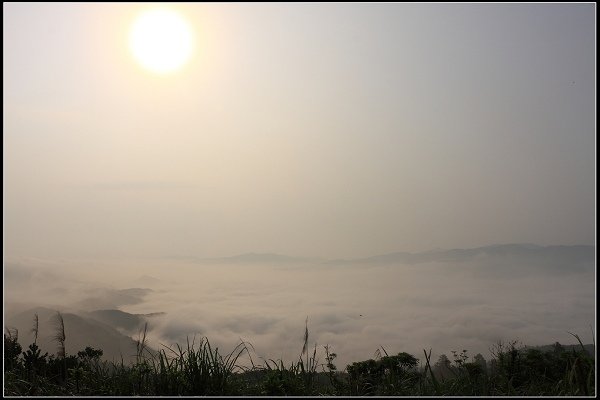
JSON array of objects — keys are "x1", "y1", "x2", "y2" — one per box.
[
  {"x1": 136, "y1": 322, "x2": 148, "y2": 362},
  {"x1": 52, "y1": 311, "x2": 66, "y2": 358},
  {"x1": 301, "y1": 316, "x2": 309, "y2": 356},
  {"x1": 31, "y1": 313, "x2": 39, "y2": 345},
  {"x1": 567, "y1": 331, "x2": 587, "y2": 354},
  {"x1": 423, "y1": 348, "x2": 440, "y2": 395}
]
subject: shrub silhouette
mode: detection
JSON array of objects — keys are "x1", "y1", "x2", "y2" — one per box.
[{"x1": 2, "y1": 314, "x2": 595, "y2": 396}]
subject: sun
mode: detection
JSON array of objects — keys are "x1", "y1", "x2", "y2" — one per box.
[{"x1": 129, "y1": 8, "x2": 193, "y2": 75}]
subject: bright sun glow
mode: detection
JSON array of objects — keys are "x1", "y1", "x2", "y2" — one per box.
[{"x1": 129, "y1": 8, "x2": 193, "y2": 74}]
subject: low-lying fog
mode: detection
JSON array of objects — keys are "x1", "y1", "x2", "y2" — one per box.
[{"x1": 4, "y1": 245, "x2": 595, "y2": 369}]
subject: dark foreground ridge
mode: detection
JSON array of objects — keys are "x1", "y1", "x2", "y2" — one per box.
[{"x1": 3, "y1": 313, "x2": 595, "y2": 396}]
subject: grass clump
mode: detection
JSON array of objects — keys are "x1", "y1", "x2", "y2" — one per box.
[{"x1": 3, "y1": 313, "x2": 596, "y2": 396}]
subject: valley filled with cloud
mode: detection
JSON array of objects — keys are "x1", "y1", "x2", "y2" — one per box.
[{"x1": 5, "y1": 244, "x2": 594, "y2": 369}]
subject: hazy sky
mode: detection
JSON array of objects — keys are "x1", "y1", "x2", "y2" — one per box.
[{"x1": 4, "y1": 3, "x2": 596, "y2": 260}]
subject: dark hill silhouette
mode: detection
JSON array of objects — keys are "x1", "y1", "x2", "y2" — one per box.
[
  {"x1": 200, "y1": 252, "x2": 316, "y2": 264},
  {"x1": 5, "y1": 307, "x2": 152, "y2": 363},
  {"x1": 323, "y1": 244, "x2": 594, "y2": 274},
  {"x1": 524, "y1": 343, "x2": 595, "y2": 358},
  {"x1": 85, "y1": 309, "x2": 165, "y2": 335},
  {"x1": 192, "y1": 244, "x2": 594, "y2": 269},
  {"x1": 351, "y1": 244, "x2": 594, "y2": 265}
]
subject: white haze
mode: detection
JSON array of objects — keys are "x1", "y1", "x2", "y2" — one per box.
[
  {"x1": 4, "y1": 254, "x2": 594, "y2": 369},
  {"x1": 3, "y1": 2, "x2": 596, "y2": 371},
  {"x1": 3, "y1": 3, "x2": 596, "y2": 261}
]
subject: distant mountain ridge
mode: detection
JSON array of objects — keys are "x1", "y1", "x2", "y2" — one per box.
[
  {"x1": 350, "y1": 244, "x2": 595, "y2": 265},
  {"x1": 198, "y1": 252, "x2": 318, "y2": 264},
  {"x1": 192, "y1": 244, "x2": 594, "y2": 267}
]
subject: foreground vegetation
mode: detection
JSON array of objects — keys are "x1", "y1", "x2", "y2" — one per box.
[{"x1": 3, "y1": 313, "x2": 596, "y2": 396}]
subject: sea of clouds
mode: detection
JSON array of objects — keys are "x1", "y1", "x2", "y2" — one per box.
[{"x1": 4, "y1": 252, "x2": 595, "y2": 369}]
